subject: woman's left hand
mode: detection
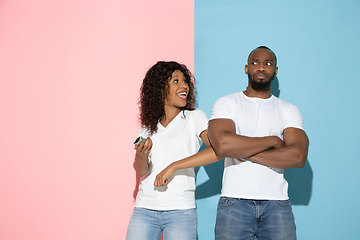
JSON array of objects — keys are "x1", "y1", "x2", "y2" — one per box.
[{"x1": 154, "y1": 164, "x2": 176, "y2": 187}]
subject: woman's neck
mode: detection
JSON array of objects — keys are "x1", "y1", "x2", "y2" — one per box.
[{"x1": 160, "y1": 106, "x2": 182, "y2": 128}]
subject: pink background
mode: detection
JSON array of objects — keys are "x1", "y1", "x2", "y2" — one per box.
[{"x1": 0, "y1": 1, "x2": 194, "y2": 239}]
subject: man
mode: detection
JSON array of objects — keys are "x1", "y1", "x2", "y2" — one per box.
[{"x1": 208, "y1": 46, "x2": 309, "y2": 240}]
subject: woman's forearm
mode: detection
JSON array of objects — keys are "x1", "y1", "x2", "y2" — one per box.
[{"x1": 154, "y1": 147, "x2": 222, "y2": 186}]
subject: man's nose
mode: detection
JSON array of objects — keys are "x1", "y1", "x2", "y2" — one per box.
[{"x1": 258, "y1": 63, "x2": 265, "y2": 71}]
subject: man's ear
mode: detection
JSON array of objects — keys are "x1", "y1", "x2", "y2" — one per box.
[
  {"x1": 274, "y1": 67, "x2": 278, "y2": 76},
  {"x1": 245, "y1": 65, "x2": 248, "y2": 74}
]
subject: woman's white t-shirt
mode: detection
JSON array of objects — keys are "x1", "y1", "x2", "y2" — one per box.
[{"x1": 134, "y1": 110, "x2": 208, "y2": 210}]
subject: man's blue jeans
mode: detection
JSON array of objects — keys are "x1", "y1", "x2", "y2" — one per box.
[
  {"x1": 215, "y1": 197, "x2": 296, "y2": 240},
  {"x1": 126, "y1": 207, "x2": 197, "y2": 240}
]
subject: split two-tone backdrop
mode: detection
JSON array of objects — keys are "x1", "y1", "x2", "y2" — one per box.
[{"x1": 1, "y1": 0, "x2": 359, "y2": 239}]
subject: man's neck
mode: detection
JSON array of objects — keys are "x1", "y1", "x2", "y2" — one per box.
[{"x1": 243, "y1": 87, "x2": 271, "y2": 99}]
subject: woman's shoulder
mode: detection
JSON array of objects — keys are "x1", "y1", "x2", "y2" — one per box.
[
  {"x1": 183, "y1": 109, "x2": 209, "y2": 122},
  {"x1": 184, "y1": 109, "x2": 206, "y2": 116}
]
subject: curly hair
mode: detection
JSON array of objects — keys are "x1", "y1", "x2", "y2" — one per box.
[{"x1": 139, "y1": 61, "x2": 196, "y2": 135}]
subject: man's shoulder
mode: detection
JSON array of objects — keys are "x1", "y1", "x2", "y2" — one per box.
[
  {"x1": 271, "y1": 96, "x2": 302, "y2": 118},
  {"x1": 224, "y1": 91, "x2": 243, "y2": 98},
  {"x1": 272, "y1": 95, "x2": 298, "y2": 108},
  {"x1": 216, "y1": 91, "x2": 243, "y2": 102}
]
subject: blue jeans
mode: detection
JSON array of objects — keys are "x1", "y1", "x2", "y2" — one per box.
[
  {"x1": 215, "y1": 197, "x2": 296, "y2": 240},
  {"x1": 126, "y1": 208, "x2": 197, "y2": 240}
]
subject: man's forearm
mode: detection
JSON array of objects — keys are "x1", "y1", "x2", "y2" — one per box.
[
  {"x1": 248, "y1": 143, "x2": 308, "y2": 169},
  {"x1": 208, "y1": 119, "x2": 284, "y2": 160},
  {"x1": 211, "y1": 132, "x2": 282, "y2": 159}
]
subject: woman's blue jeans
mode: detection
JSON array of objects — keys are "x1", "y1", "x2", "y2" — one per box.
[
  {"x1": 126, "y1": 207, "x2": 197, "y2": 240},
  {"x1": 215, "y1": 197, "x2": 296, "y2": 240}
]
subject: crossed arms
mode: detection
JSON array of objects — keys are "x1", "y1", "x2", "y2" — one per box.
[{"x1": 207, "y1": 118, "x2": 309, "y2": 169}]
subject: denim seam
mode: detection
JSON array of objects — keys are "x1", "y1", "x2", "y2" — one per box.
[{"x1": 218, "y1": 197, "x2": 237, "y2": 207}]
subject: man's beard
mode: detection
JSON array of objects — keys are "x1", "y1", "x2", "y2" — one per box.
[{"x1": 248, "y1": 72, "x2": 275, "y2": 91}]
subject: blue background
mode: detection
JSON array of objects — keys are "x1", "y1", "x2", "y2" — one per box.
[{"x1": 194, "y1": 0, "x2": 360, "y2": 239}]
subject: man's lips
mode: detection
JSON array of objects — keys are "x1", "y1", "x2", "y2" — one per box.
[{"x1": 255, "y1": 74, "x2": 267, "y2": 80}]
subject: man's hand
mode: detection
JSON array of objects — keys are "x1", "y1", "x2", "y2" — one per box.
[
  {"x1": 271, "y1": 136, "x2": 285, "y2": 149},
  {"x1": 208, "y1": 119, "x2": 285, "y2": 159},
  {"x1": 248, "y1": 128, "x2": 309, "y2": 169}
]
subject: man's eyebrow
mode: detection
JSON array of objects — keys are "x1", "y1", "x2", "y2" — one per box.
[{"x1": 251, "y1": 59, "x2": 274, "y2": 62}]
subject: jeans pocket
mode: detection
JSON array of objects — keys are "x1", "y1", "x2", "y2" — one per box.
[
  {"x1": 276, "y1": 199, "x2": 292, "y2": 207},
  {"x1": 184, "y1": 209, "x2": 196, "y2": 215},
  {"x1": 218, "y1": 197, "x2": 237, "y2": 207}
]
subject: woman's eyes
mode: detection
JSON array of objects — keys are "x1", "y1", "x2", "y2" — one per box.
[{"x1": 172, "y1": 79, "x2": 186, "y2": 83}]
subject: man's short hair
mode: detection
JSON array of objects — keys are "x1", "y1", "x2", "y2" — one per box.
[{"x1": 248, "y1": 46, "x2": 277, "y2": 66}]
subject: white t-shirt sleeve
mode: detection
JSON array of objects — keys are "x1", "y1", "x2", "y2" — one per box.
[
  {"x1": 135, "y1": 126, "x2": 150, "y2": 139},
  {"x1": 210, "y1": 95, "x2": 233, "y2": 120},
  {"x1": 284, "y1": 103, "x2": 304, "y2": 130},
  {"x1": 193, "y1": 110, "x2": 209, "y2": 138}
]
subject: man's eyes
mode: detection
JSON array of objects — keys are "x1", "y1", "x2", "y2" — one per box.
[{"x1": 251, "y1": 62, "x2": 272, "y2": 66}]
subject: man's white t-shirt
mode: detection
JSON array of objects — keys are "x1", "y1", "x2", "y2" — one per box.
[
  {"x1": 210, "y1": 91, "x2": 304, "y2": 200},
  {"x1": 135, "y1": 110, "x2": 208, "y2": 210}
]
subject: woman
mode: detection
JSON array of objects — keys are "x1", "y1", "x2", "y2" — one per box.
[{"x1": 126, "y1": 61, "x2": 220, "y2": 240}]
